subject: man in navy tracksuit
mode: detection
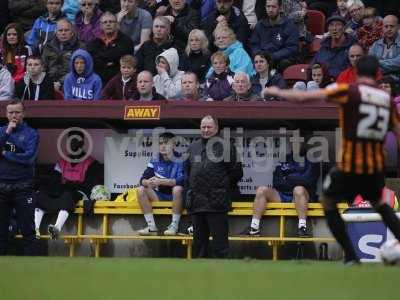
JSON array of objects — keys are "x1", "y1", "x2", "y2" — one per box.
[
  {"x1": 0, "y1": 100, "x2": 39, "y2": 255},
  {"x1": 137, "y1": 132, "x2": 185, "y2": 236}
]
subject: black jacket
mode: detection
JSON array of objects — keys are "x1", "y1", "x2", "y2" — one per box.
[
  {"x1": 87, "y1": 31, "x2": 134, "y2": 84},
  {"x1": 202, "y1": 6, "x2": 250, "y2": 52},
  {"x1": 179, "y1": 51, "x2": 211, "y2": 83},
  {"x1": 15, "y1": 73, "x2": 55, "y2": 100},
  {"x1": 185, "y1": 137, "x2": 243, "y2": 213},
  {"x1": 164, "y1": 4, "x2": 200, "y2": 53},
  {"x1": 135, "y1": 38, "x2": 175, "y2": 75}
]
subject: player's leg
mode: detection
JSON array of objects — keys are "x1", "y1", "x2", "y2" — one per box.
[
  {"x1": 164, "y1": 186, "x2": 183, "y2": 235},
  {"x1": 293, "y1": 186, "x2": 310, "y2": 237},
  {"x1": 137, "y1": 186, "x2": 160, "y2": 235},
  {"x1": 243, "y1": 186, "x2": 280, "y2": 235},
  {"x1": 368, "y1": 174, "x2": 400, "y2": 242},
  {"x1": 322, "y1": 169, "x2": 358, "y2": 263}
]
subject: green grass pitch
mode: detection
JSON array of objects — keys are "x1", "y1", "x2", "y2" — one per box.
[{"x1": 1, "y1": 257, "x2": 399, "y2": 300}]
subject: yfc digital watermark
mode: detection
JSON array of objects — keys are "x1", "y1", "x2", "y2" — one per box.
[
  {"x1": 58, "y1": 127, "x2": 342, "y2": 168},
  {"x1": 57, "y1": 127, "x2": 93, "y2": 163}
]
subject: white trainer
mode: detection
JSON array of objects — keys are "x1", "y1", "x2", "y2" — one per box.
[
  {"x1": 137, "y1": 226, "x2": 158, "y2": 236},
  {"x1": 164, "y1": 224, "x2": 178, "y2": 236}
]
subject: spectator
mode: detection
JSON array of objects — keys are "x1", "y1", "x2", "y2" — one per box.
[
  {"x1": 15, "y1": 56, "x2": 55, "y2": 100},
  {"x1": 239, "y1": 0, "x2": 258, "y2": 29},
  {"x1": 0, "y1": 100, "x2": 39, "y2": 255},
  {"x1": 189, "y1": 0, "x2": 216, "y2": 21},
  {"x1": 345, "y1": 0, "x2": 364, "y2": 35},
  {"x1": 202, "y1": 0, "x2": 250, "y2": 52},
  {"x1": 137, "y1": 132, "x2": 185, "y2": 236},
  {"x1": 357, "y1": 7, "x2": 383, "y2": 51},
  {"x1": 41, "y1": 19, "x2": 84, "y2": 92},
  {"x1": 332, "y1": 0, "x2": 350, "y2": 21},
  {"x1": 185, "y1": 115, "x2": 243, "y2": 258},
  {"x1": 135, "y1": 16, "x2": 175, "y2": 75},
  {"x1": 179, "y1": 29, "x2": 210, "y2": 84},
  {"x1": 153, "y1": 47, "x2": 184, "y2": 99},
  {"x1": 294, "y1": 63, "x2": 331, "y2": 90},
  {"x1": 0, "y1": 59, "x2": 15, "y2": 100},
  {"x1": 102, "y1": 55, "x2": 138, "y2": 100},
  {"x1": 8, "y1": 0, "x2": 45, "y2": 32},
  {"x1": 204, "y1": 51, "x2": 234, "y2": 101},
  {"x1": 180, "y1": 72, "x2": 205, "y2": 100},
  {"x1": 378, "y1": 76, "x2": 397, "y2": 98},
  {"x1": 223, "y1": 71, "x2": 260, "y2": 101},
  {"x1": 35, "y1": 130, "x2": 103, "y2": 239},
  {"x1": 312, "y1": 16, "x2": 355, "y2": 79},
  {"x1": 1, "y1": 23, "x2": 33, "y2": 84},
  {"x1": 369, "y1": 15, "x2": 400, "y2": 83},
  {"x1": 207, "y1": 26, "x2": 254, "y2": 77},
  {"x1": 26, "y1": 0, "x2": 65, "y2": 52},
  {"x1": 336, "y1": 43, "x2": 364, "y2": 84},
  {"x1": 306, "y1": 0, "x2": 337, "y2": 18},
  {"x1": 136, "y1": 70, "x2": 166, "y2": 100},
  {"x1": 251, "y1": 51, "x2": 286, "y2": 99},
  {"x1": 63, "y1": 49, "x2": 102, "y2": 100},
  {"x1": 241, "y1": 146, "x2": 320, "y2": 237},
  {"x1": 281, "y1": 0, "x2": 309, "y2": 40},
  {"x1": 159, "y1": 0, "x2": 200, "y2": 53},
  {"x1": 62, "y1": 0, "x2": 81, "y2": 23},
  {"x1": 87, "y1": 12, "x2": 135, "y2": 84},
  {"x1": 75, "y1": 0, "x2": 103, "y2": 43},
  {"x1": 250, "y1": 0, "x2": 299, "y2": 72},
  {"x1": 117, "y1": 0, "x2": 153, "y2": 53}
]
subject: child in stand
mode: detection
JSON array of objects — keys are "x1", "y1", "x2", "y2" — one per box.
[
  {"x1": 204, "y1": 51, "x2": 234, "y2": 101},
  {"x1": 102, "y1": 55, "x2": 138, "y2": 100},
  {"x1": 63, "y1": 49, "x2": 102, "y2": 100},
  {"x1": 293, "y1": 63, "x2": 331, "y2": 91}
]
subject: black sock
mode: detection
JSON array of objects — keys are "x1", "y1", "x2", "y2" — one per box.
[
  {"x1": 375, "y1": 204, "x2": 400, "y2": 241},
  {"x1": 325, "y1": 208, "x2": 358, "y2": 262}
]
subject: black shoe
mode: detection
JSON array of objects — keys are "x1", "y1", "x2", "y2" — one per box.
[
  {"x1": 344, "y1": 259, "x2": 361, "y2": 266},
  {"x1": 297, "y1": 226, "x2": 310, "y2": 238},
  {"x1": 48, "y1": 224, "x2": 59, "y2": 240},
  {"x1": 240, "y1": 226, "x2": 260, "y2": 236}
]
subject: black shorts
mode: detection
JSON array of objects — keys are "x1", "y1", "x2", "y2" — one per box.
[{"x1": 322, "y1": 167, "x2": 385, "y2": 204}]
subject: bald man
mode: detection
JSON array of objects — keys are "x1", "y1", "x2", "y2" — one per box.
[
  {"x1": 369, "y1": 15, "x2": 400, "y2": 81},
  {"x1": 136, "y1": 71, "x2": 165, "y2": 100},
  {"x1": 337, "y1": 44, "x2": 364, "y2": 84}
]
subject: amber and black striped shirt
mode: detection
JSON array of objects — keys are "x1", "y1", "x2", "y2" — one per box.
[{"x1": 324, "y1": 83, "x2": 400, "y2": 175}]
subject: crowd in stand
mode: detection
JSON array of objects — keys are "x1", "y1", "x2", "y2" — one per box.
[{"x1": 0, "y1": 0, "x2": 399, "y2": 101}]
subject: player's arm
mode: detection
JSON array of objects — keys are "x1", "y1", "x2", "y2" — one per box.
[{"x1": 262, "y1": 86, "x2": 327, "y2": 103}]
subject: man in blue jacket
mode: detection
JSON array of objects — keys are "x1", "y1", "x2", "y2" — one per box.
[
  {"x1": 137, "y1": 132, "x2": 185, "y2": 236},
  {"x1": 242, "y1": 140, "x2": 320, "y2": 237},
  {"x1": 250, "y1": 0, "x2": 299, "y2": 72},
  {"x1": 0, "y1": 100, "x2": 39, "y2": 255}
]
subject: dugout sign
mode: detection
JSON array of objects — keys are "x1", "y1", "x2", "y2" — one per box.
[{"x1": 124, "y1": 106, "x2": 161, "y2": 120}]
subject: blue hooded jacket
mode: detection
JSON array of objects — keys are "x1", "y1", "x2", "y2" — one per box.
[
  {"x1": 63, "y1": 49, "x2": 102, "y2": 100},
  {"x1": 206, "y1": 41, "x2": 255, "y2": 78},
  {"x1": 62, "y1": 0, "x2": 80, "y2": 23},
  {"x1": 26, "y1": 11, "x2": 65, "y2": 50}
]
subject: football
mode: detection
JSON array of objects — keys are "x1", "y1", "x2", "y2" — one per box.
[{"x1": 380, "y1": 239, "x2": 400, "y2": 265}]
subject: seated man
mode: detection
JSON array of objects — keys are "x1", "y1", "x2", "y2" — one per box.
[
  {"x1": 137, "y1": 132, "x2": 185, "y2": 235},
  {"x1": 369, "y1": 15, "x2": 400, "y2": 83},
  {"x1": 0, "y1": 58, "x2": 15, "y2": 100},
  {"x1": 35, "y1": 130, "x2": 103, "y2": 239},
  {"x1": 15, "y1": 55, "x2": 55, "y2": 100},
  {"x1": 136, "y1": 70, "x2": 166, "y2": 101},
  {"x1": 179, "y1": 72, "x2": 204, "y2": 101},
  {"x1": 223, "y1": 71, "x2": 260, "y2": 101},
  {"x1": 243, "y1": 143, "x2": 320, "y2": 237}
]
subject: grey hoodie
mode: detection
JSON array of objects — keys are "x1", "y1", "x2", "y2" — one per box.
[
  {"x1": 153, "y1": 48, "x2": 184, "y2": 99},
  {"x1": 0, "y1": 66, "x2": 15, "y2": 100}
]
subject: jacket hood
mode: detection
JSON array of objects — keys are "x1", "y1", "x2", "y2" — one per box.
[
  {"x1": 155, "y1": 48, "x2": 179, "y2": 76},
  {"x1": 224, "y1": 40, "x2": 244, "y2": 55},
  {"x1": 69, "y1": 49, "x2": 94, "y2": 78},
  {"x1": 24, "y1": 72, "x2": 46, "y2": 85}
]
